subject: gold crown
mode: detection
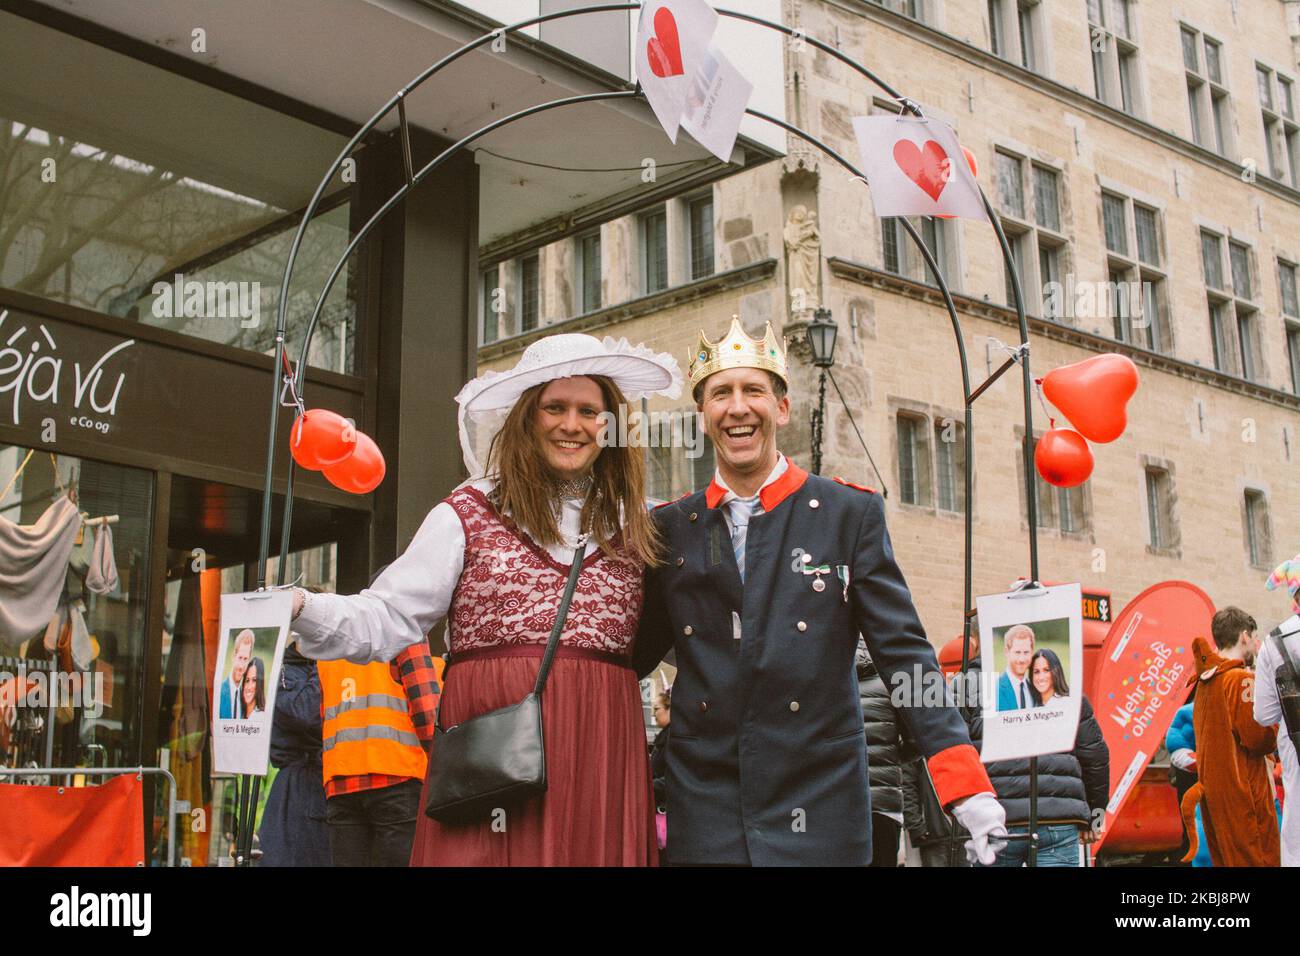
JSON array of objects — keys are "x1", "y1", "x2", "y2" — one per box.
[{"x1": 688, "y1": 318, "x2": 789, "y2": 392}]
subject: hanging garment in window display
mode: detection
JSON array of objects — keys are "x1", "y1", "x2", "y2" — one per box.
[
  {"x1": 0, "y1": 492, "x2": 81, "y2": 652},
  {"x1": 2, "y1": 446, "x2": 153, "y2": 772},
  {"x1": 85, "y1": 524, "x2": 120, "y2": 596}
]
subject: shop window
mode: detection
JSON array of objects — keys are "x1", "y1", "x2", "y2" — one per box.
[
  {"x1": 151, "y1": 539, "x2": 337, "y2": 867},
  {"x1": 0, "y1": 445, "x2": 153, "y2": 777},
  {"x1": 0, "y1": 12, "x2": 357, "y2": 373}
]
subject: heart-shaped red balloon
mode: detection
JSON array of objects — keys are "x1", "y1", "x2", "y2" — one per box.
[
  {"x1": 1035, "y1": 427, "x2": 1093, "y2": 488},
  {"x1": 1041, "y1": 354, "x2": 1139, "y2": 444},
  {"x1": 323, "y1": 432, "x2": 386, "y2": 494},
  {"x1": 289, "y1": 409, "x2": 358, "y2": 470}
]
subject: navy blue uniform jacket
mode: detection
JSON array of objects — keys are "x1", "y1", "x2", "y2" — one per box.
[{"x1": 632, "y1": 462, "x2": 990, "y2": 865}]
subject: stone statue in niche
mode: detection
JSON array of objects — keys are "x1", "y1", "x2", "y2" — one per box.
[{"x1": 783, "y1": 205, "x2": 821, "y2": 315}]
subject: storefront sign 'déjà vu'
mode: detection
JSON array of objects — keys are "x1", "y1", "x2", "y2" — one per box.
[
  {"x1": 0, "y1": 308, "x2": 133, "y2": 434},
  {"x1": 0, "y1": 302, "x2": 364, "y2": 475}
]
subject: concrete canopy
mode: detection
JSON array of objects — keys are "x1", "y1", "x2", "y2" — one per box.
[{"x1": 21, "y1": 0, "x2": 780, "y2": 247}]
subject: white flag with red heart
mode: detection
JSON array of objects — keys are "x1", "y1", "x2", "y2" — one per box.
[
  {"x1": 635, "y1": 0, "x2": 720, "y2": 143},
  {"x1": 851, "y1": 115, "x2": 988, "y2": 221},
  {"x1": 678, "y1": 42, "x2": 753, "y2": 162}
]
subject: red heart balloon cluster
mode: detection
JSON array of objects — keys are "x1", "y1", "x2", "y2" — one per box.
[
  {"x1": 289, "y1": 409, "x2": 386, "y2": 495},
  {"x1": 1035, "y1": 354, "x2": 1140, "y2": 488},
  {"x1": 1034, "y1": 427, "x2": 1093, "y2": 488}
]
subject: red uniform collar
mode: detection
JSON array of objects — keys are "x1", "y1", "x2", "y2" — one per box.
[{"x1": 705, "y1": 460, "x2": 809, "y2": 511}]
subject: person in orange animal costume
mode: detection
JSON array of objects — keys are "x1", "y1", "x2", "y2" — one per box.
[{"x1": 1180, "y1": 607, "x2": 1280, "y2": 867}]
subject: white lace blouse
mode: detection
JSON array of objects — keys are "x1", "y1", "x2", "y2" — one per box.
[{"x1": 292, "y1": 478, "x2": 597, "y2": 664}]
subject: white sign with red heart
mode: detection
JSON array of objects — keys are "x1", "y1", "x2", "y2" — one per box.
[
  {"x1": 634, "y1": 0, "x2": 720, "y2": 143},
  {"x1": 851, "y1": 114, "x2": 988, "y2": 221}
]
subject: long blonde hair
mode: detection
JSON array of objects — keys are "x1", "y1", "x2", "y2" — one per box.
[{"x1": 485, "y1": 375, "x2": 663, "y2": 567}]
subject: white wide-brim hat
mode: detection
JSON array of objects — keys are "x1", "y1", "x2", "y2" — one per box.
[{"x1": 455, "y1": 333, "x2": 682, "y2": 476}]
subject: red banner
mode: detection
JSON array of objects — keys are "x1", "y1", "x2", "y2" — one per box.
[
  {"x1": 0, "y1": 773, "x2": 145, "y2": 866},
  {"x1": 1093, "y1": 581, "x2": 1212, "y2": 851}
]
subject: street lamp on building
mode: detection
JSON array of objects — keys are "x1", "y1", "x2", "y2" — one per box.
[{"x1": 806, "y1": 307, "x2": 837, "y2": 475}]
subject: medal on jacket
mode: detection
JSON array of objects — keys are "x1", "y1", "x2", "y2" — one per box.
[
  {"x1": 803, "y1": 564, "x2": 831, "y2": 591},
  {"x1": 835, "y1": 564, "x2": 850, "y2": 604}
]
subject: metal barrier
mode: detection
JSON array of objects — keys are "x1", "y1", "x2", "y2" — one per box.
[{"x1": 0, "y1": 766, "x2": 178, "y2": 867}]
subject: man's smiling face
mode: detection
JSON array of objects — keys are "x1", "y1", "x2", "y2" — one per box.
[{"x1": 697, "y1": 367, "x2": 789, "y2": 483}]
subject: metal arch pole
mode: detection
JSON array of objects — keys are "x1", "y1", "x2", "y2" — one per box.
[
  {"x1": 980, "y1": 189, "x2": 1040, "y2": 583},
  {"x1": 979, "y1": 186, "x2": 1041, "y2": 867}
]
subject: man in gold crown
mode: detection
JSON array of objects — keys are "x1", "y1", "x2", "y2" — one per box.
[{"x1": 633, "y1": 318, "x2": 1006, "y2": 866}]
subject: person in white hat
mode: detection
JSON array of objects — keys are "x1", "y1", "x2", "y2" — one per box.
[{"x1": 288, "y1": 333, "x2": 680, "y2": 866}]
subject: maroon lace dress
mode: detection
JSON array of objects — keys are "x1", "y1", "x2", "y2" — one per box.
[{"x1": 409, "y1": 486, "x2": 658, "y2": 866}]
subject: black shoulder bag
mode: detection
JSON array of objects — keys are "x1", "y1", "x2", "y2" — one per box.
[
  {"x1": 1270, "y1": 623, "x2": 1300, "y2": 754},
  {"x1": 424, "y1": 534, "x2": 587, "y2": 825}
]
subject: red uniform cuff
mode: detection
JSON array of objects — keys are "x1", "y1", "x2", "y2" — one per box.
[{"x1": 927, "y1": 744, "x2": 993, "y2": 807}]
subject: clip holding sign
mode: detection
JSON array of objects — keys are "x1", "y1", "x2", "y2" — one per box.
[{"x1": 1006, "y1": 579, "x2": 1049, "y2": 599}]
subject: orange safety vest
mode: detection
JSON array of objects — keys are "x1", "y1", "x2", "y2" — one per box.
[{"x1": 317, "y1": 659, "x2": 428, "y2": 784}]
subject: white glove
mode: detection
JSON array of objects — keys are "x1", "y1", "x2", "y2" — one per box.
[
  {"x1": 1169, "y1": 748, "x2": 1197, "y2": 772},
  {"x1": 951, "y1": 792, "x2": 1008, "y2": 866}
]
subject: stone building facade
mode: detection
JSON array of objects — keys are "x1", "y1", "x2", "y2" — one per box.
[{"x1": 476, "y1": 0, "x2": 1300, "y2": 647}]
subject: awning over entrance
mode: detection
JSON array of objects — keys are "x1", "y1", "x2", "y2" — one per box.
[{"x1": 20, "y1": 0, "x2": 782, "y2": 247}]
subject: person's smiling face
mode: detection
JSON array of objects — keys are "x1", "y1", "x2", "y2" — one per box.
[
  {"x1": 1007, "y1": 638, "x2": 1033, "y2": 678},
  {"x1": 232, "y1": 641, "x2": 251, "y2": 684},
  {"x1": 242, "y1": 665, "x2": 258, "y2": 708},
  {"x1": 698, "y1": 367, "x2": 789, "y2": 485},
  {"x1": 1032, "y1": 656, "x2": 1054, "y2": 698},
  {"x1": 535, "y1": 376, "x2": 606, "y2": 481}
]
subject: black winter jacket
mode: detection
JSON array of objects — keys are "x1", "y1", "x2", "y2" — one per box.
[
  {"x1": 856, "y1": 639, "x2": 904, "y2": 817},
  {"x1": 965, "y1": 662, "x2": 1110, "y2": 826},
  {"x1": 650, "y1": 725, "x2": 670, "y2": 809}
]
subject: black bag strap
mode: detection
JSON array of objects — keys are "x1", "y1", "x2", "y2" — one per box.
[
  {"x1": 533, "y1": 533, "x2": 588, "y2": 697},
  {"x1": 1272, "y1": 627, "x2": 1300, "y2": 693}
]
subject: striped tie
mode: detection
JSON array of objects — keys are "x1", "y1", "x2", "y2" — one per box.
[{"x1": 728, "y1": 496, "x2": 762, "y2": 582}]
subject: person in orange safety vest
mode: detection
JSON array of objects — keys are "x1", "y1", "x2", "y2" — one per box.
[{"x1": 318, "y1": 644, "x2": 443, "y2": 866}]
